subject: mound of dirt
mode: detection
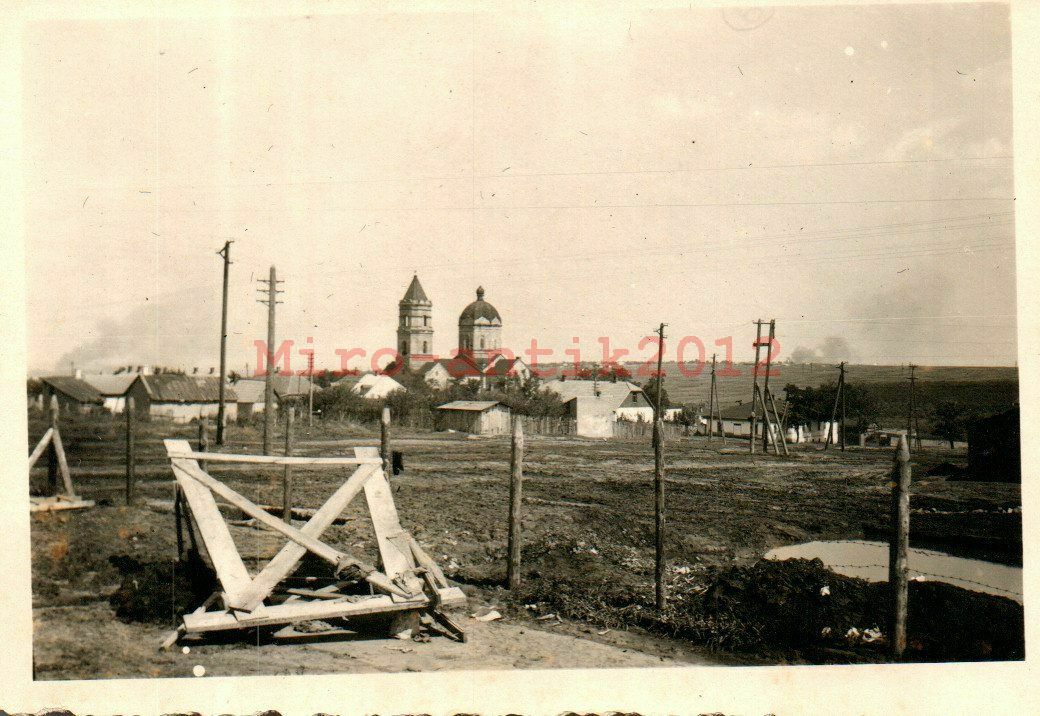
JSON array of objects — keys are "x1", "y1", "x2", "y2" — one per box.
[
  {"x1": 108, "y1": 551, "x2": 217, "y2": 625},
  {"x1": 513, "y1": 537, "x2": 1023, "y2": 663}
]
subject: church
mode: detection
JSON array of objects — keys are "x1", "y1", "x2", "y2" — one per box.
[{"x1": 396, "y1": 275, "x2": 504, "y2": 369}]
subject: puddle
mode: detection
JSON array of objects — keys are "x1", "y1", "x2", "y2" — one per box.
[{"x1": 765, "y1": 540, "x2": 1022, "y2": 604}]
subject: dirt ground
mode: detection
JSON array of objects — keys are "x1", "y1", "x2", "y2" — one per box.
[{"x1": 28, "y1": 416, "x2": 1021, "y2": 679}]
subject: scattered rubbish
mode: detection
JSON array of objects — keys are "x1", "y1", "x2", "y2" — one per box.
[
  {"x1": 596, "y1": 629, "x2": 611, "y2": 635},
  {"x1": 862, "y1": 628, "x2": 884, "y2": 643},
  {"x1": 820, "y1": 585, "x2": 831, "y2": 597},
  {"x1": 535, "y1": 613, "x2": 557, "y2": 621},
  {"x1": 474, "y1": 610, "x2": 502, "y2": 622}
]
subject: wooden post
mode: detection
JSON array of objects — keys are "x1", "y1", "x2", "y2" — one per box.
[
  {"x1": 197, "y1": 419, "x2": 209, "y2": 473},
  {"x1": 216, "y1": 240, "x2": 231, "y2": 446},
  {"x1": 507, "y1": 417, "x2": 524, "y2": 589},
  {"x1": 47, "y1": 396, "x2": 59, "y2": 494},
  {"x1": 380, "y1": 406, "x2": 391, "y2": 480},
  {"x1": 261, "y1": 265, "x2": 279, "y2": 455},
  {"x1": 889, "y1": 435, "x2": 911, "y2": 659},
  {"x1": 282, "y1": 406, "x2": 294, "y2": 523},
  {"x1": 653, "y1": 416, "x2": 666, "y2": 610},
  {"x1": 125, "y1": 397, "x2": 136, "y2": 505}
]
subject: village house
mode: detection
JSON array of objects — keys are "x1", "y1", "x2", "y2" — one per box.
[
  {"x1": 483, "y1": 355, "x2": 531, "y2": 390},
  {"x1": 541, "y1": 379, "x2": 654, "y2": 437},
  {"x1": 39, "y1": 376, "x2": 104, "y2": 415},
  {"x1": 331, "y1": 372, "x2": 406, "y2": 400},
  {"x1": 715, "y1": 402, "x2": 774, "y2": 440},
  {"x1": 434, "y1": 400, "x2": 512, "y2": 436},
  {"x1": 233, "y1": 374, "x2": 318, "y2": 413},
  {"x1": 126, "y1": 374, "x2": 238, "y2": 423},
  {"x1": 80, "y1": 374, "x2": 137, "y2": 413}
]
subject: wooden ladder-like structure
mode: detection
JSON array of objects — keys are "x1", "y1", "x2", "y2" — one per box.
[
  {"x1": 161, "y1": 439, "x2": 466, "y2": 647},
  {"x1": 27, "y1": 409, "x2": 94, "y2": 513}
]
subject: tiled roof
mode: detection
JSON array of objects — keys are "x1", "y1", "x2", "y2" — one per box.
[
  {"x1": 139, "y1": 375, "x2": 237, "y2": 403},
  {"x1": 41, "y1": 376, "x2": 103, "y2": 404}
]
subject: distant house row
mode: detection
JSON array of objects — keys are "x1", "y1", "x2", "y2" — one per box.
[{"x1": 35, "y1": 373, "x2": 319, "y2": 424}]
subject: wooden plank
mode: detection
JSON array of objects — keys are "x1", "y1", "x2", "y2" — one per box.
[
  {"x1": 164, "y1": 440, "x2": 252, "y2": 604},
  {"x1": 184, "y1": 594, "x2": 426, "y2": 632},
  {"x1": 182, "y1": 586, "x2": 467, "y2": 633},
  {"x1": 30, "y1": 497, "x2": 95, "y2": 513},
  {"x1": 51, "y1": 429, "x2": 76, "y2": 497},
  {"x1": 171, "y1": 459, "x2": 341, "y2": 565},
  {"x1": 360, "y1": 447, "x2": 413, "y2": 580},
  {"x1": 163, "y1": 449, "x2": 381, "y2": 467},
  {"x1": 232, "y1": 455, "x2": 382, "y2": 611},
  {"x1": 407, "y1": 534, "x2": 449, "y2": 589},
  {"x1": 27, "y1": 428, "x2": 54, "y2": 470}
]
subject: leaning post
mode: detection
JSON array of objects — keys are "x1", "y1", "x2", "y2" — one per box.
[
  {"x1": 507, "y1": 416, "x2": 525, "y2": 589},
  {"x1": 889, "y1": 434, "x2": 911, "y2": 659},
  {"x1": 124, "y1": 397, "x2": 136, "y2": 505}
]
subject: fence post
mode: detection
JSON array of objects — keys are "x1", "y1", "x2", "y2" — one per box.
[
  {"x1": 507, "y1": 416, "x2": 524, "y2": 589},
  {"x1": 283, "y1": 406, "x2": 294, "y2": 522},
  {"x1": 47, "y1": 396, "x2": 60, "y2": 494},
  {"x1": 890, "y1": 434, "x2": 911, "y2": 659},
  {"x1": 654, "y1": 416, "x2": 666, "y2": 610},
  {"x1": 125, "y1": 397, "x2": 136, "y2": 505},
  {"x1": 197, "y1": 419, "x2": 209, "y2": 473},
  {"x1": 380, "y1": 406, "x2": 392, "y2": 480}
]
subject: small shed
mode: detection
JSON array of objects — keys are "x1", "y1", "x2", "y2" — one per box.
[
  {"x1": 968, "y1": 406, "x2": 1020, "y2": 482},
  {"x1": 435, "y1": 400, "x2": 511, "y2": 435},
  {"x1": 39, "y1": 376, "x2": 104, "y2": 415}
]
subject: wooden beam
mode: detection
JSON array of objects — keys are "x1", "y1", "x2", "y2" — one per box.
[
  {"x1": 232, "y1": 454, "x2": 382, "y2": 611},
  {"x1": 165, "y1": 441, "x2": 252, "y2": 605},
  {"x1": 182, "y1": 587, "x2": 466, "y2": 632},
  {"x1": 27, "y1": 428, "x2": 54, "y2": 470},
  {"x1": 164, "y1": 450, "x2": 382, "y2": 467},
  {"x1": 50, "y1": 429, "x2": 76, "y2": 496}
]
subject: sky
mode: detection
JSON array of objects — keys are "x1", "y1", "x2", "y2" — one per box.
[{"x1": 22, "y1": 2, "x2": 1016, "y2": 375}]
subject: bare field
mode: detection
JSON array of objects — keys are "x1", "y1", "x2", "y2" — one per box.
[{"x1": 28, "y1": 415, "x2": 1021, "y2": 678}]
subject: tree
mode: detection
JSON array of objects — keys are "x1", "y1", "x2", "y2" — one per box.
[
  {"x1": 642, "y1": 377, "x2": 671, "y2": 411},
  {"x1": 932, "y1": 400, "x2": 967, "y2": 448}
]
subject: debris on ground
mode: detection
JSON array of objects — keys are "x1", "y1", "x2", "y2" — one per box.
[{"x1": 108, "y1": 552, "x2": 216, "y2": 625}]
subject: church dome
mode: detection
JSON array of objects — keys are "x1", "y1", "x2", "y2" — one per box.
[{"x1": 458, "y1": 286, "x2": 501, "y2": 324}]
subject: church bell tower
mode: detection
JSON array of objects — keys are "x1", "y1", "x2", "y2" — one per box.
[{"x1": 397, "y1": 275, "x2": 433, "y2": 368}]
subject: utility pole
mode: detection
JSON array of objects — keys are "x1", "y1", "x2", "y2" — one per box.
[
  {"x1": 653, "y1": 322, "x2": 667, "y2": 610},
  {"x1": 750, "y1": 320, "x2": 763, "y2": 454},
  {"x1": 825, "y1": 361, "x2": 846, "y2": 450},
  {"x1": 257, "y1": 266, "x2": 283, "y2": 455},
  {"x1": 216, "y1": 241, "x2": 232, "y2": 446},
  {"x1": 840, "y1": 361, "x2": 847, "y2": 451},
  {"x1": 907, "y1": 364, "x2": 921, "y2": 451},
  {"x1": 708, "y1": 353, "x2": 718, "y2": 441}
]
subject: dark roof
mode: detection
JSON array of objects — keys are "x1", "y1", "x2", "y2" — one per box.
[
  {"x1": 419, "y1": 354, "x2": 482, "y2": 378},
  {"x1": 718, "y1": 401, "x2": 757, "y2": 420},
  {"x1": 436, "y1": 400, "x2": 504, "y2": 412},
  {"x1": 41, "y1": 376, "x2": 103, "y2": 404},
  {"x1": 485, "y1": 356, "x2": 522, "y2": 377},
  {"x1": 81, "y1": 374, "x2": 137, "y2": 396},
  {"x1": 235, "y1": 375, "x2": 316, "y2": 398},
  {"x1": 400, "y1": 274, "x2": 430, "y2": 304},
  {"x1": 138, "y1": 375, "x2": 237, "y2": 403},
  {"x1": 458, "y1": 286, "x2": 501, "y2": 324}
]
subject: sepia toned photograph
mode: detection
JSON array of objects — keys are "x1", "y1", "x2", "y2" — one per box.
[{"x1": 11, "y1": 0, "x2": 1028, "y2": 698}]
